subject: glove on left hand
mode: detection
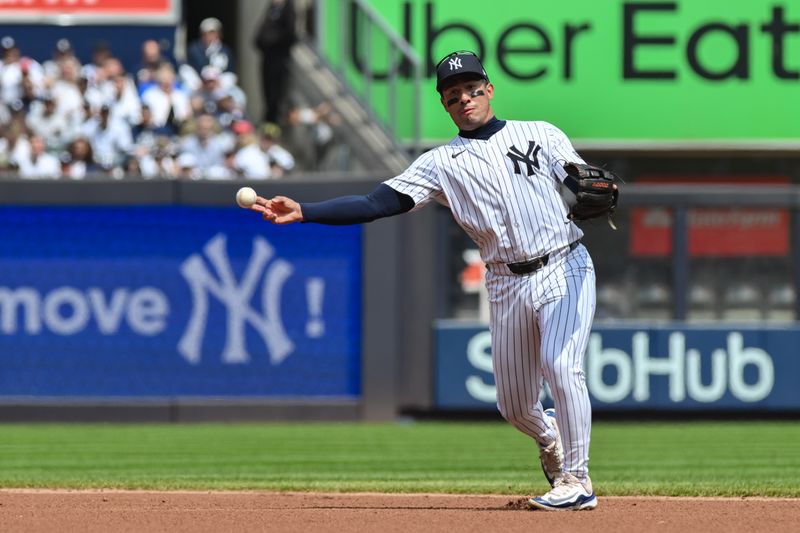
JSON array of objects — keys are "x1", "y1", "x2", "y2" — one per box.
[{"x1": 562, "y1": 163, "x2": 619, "y2": 226}]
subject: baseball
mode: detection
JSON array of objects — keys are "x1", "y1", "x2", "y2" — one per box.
[{"x1": 236, "y1": 187, "x2": 258, "y2": 208}]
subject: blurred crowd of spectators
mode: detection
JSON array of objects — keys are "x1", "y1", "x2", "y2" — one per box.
[{"x1": 0, "y1": 16, "x2": 337, "y2": 180}]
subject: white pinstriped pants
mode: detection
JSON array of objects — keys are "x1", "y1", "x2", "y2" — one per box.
[{"x1": 485, "y1": 243, "x2": 596, "y2": 480}]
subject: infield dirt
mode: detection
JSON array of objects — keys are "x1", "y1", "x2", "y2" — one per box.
[{"x1": 1, "y1": 490, "x2": 797, "y2": 533}]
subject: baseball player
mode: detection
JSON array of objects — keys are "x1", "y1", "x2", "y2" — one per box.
[{"x1": 248, "y1": 51, "x2": 618, "y2": 511}]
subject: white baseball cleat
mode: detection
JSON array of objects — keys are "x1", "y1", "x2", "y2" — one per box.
[
  {"x1": 538, "y1": 408, "x2": 564, "y2": 487},
  {"x1": 528, "y1": 473, "x2": 597, "y2": 511}
]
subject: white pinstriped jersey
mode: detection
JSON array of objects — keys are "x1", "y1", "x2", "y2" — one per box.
[{"x1": 384, "y1": 120, "x2": 584, "y2": 265}]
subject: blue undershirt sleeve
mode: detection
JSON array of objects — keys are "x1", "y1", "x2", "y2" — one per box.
[{"x1": 300, "y1": 184, "x2": 415, "y2": 225}]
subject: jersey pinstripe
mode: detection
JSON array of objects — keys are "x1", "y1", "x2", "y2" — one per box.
[{"x1": 385, "y1": 120, "x2": 596, "y2": 483}]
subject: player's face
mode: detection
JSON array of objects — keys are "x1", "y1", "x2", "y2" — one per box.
[{"x1": 440, "y1": 76, "x2": 494, "y2": 131}]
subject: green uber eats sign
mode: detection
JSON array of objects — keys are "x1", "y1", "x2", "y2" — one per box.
[{"x1": 321, "y1": 0, "x2": 800, "y2": 145}]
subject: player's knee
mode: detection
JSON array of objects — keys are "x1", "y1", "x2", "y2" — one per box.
[
  {"x1": 497, "y1": 402, "x2": 531, "y2": 429},
  {"x1": 544, "y1": 366, "x2": 586, "y2": 395}
]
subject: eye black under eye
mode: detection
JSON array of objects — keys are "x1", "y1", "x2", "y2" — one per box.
[{"x1": 446, "y1": 97, "x2": 459, "y2": 107}]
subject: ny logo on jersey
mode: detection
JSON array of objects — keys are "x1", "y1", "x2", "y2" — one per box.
[
  {"x1": 448, "y1": 57, "x2": 463, "y2": 70},
  {"x1": 506, "y1": 141, "x2": 542, "y2": 176}
]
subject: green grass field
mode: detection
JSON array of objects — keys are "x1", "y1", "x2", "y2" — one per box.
[{"x1": 1, "y1": 421, "x2": 798, "y2": 496}]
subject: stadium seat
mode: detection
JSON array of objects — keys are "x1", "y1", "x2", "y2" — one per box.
[
  {"x1": 595, "y1": 282, "x2": 628, "y2": 320},
  {"x1": 687, "y1": 281, "x2": 717, "y2": 322},
  {"x1": 765, "y1": 283, "x2": 796, "y2": 322},
  {"x1": 721, "y1": 283, "x2": 763, "y2": 322},
  {"x1": 635, "y1": 281, "x2": 672, "y2": 321}
]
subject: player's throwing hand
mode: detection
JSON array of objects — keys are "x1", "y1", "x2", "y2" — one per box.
[{"x1": 250, "y1": 195, "x2": 304, "y2": 224}]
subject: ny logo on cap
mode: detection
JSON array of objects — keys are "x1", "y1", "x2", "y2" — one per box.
[{"x1": 448, "y1": 57, "x2": 463, "y2": 70}]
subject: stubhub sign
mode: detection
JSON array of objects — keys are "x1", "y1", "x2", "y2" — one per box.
[
  {"x1": 435, "y1": 322, "x2": 797, "y2": 411},
  {"x1": 0, "y1": 206, "x2": 362, "y2": 398}
]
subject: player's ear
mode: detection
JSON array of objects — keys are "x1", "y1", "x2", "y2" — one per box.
[{"x1": 485, "y1": 82, "x2": 494, "y2": 100}]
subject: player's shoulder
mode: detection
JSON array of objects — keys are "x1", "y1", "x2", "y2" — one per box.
[
  {"x1": 402, "y1": 142, "x2": 456, "y2": 175},
  {"x1": 515, "y1": 121, "x2": 574, "y2": 147},
  {"x1": 441, "y1": 135, "x2": 465, "y2": 149},
  {"x1": 424, "y1": 137, "x2": 463, "y2": 158},
  {"x1": 504, "y1": 119, "x2": 560, "y2": 132}
]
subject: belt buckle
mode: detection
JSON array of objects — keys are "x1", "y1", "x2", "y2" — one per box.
[
  {"x1": 506, "y1": 241, "x2": 579, "y2": 275},
  {"x1": 507, "y1": 255, "x2": 547, "y2": 275}
]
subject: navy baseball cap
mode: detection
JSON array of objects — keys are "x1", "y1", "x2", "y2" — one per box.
[{"x1": 435, "y1": 50, "x2": 489, "y2": 92}]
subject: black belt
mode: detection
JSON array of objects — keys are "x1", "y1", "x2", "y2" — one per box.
[{"x1": 505, "y1": 241, "x2": 580, "y2": 275}]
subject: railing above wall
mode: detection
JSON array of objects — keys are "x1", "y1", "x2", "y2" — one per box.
[{"x1": 11, "y1": 179, "x2": 797, "y2": 203}]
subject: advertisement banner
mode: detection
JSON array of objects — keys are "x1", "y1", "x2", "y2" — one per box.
[
  {"x1": 321, "y1": 0, "x2": 800, "y2": 145},
  {"x1": 436, "y1": 322, "x2": 796, "y2": 410},
  {"x1": 0, "y1": 0, "x2": 177, "y2": 23},
  {"x1": 629, "y1": 207, "x2": 790, "y2": 257},
  {"x1": 0, "y1": 206, "x2": 362, "y2": 398},
  {"x1": 629, "y1": 177, "x2": 790, "y2": 257}
]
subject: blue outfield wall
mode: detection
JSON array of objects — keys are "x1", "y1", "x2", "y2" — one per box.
[
  {"x1": 435, "y1": 321, "x2": 799, "y2": 411},
  {"x1": 0, "y1": 206, "x2": 362, "y2": 398}
]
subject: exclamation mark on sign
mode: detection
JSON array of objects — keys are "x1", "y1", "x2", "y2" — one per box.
[{"x1": 306, "y1": 277, "x2": 325, "y2": 338}]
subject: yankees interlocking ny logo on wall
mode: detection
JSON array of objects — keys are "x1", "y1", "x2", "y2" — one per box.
[
  {"x1": 179, "y1": 233, "x2": 295, "y2": 366},
  {"x1": 448, "y1": 57, "x2": 462, "y2": 70},
  {"x1": 506, "y1": 141, "x2": 542, "y2": 176}
]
